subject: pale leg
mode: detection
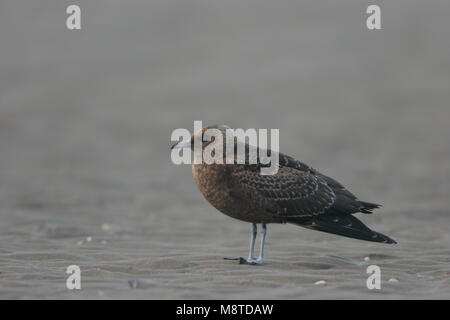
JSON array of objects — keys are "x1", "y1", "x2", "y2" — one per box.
[
  {"x1": 247, "y1": 223, "x2": 257, "y2": 261},
  {"x1": 255, "y1": 223, "x2": 267, "y2": 265},
  {"x1": 239, "y1": 223, "x2": 266, "y2": 265}
]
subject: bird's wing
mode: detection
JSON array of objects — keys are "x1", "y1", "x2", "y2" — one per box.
[
  {"x1": 229, "y1": 164, "x2": 336, "y2": 218},
  {"x1": 278, "y1": 153, "x2": 380, "y2": 214},
  {"x1": 278, "y1": 153, "x2": 316, "y2": 174},
  {"x1": 279, "y1": 153, "x2": 357, "y2": 198}
]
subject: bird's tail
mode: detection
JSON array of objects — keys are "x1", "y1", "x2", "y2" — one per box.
[
  {"x1": 358, "y1": 201, "x2": 381, "y2": 214},
  {"x1": 287, "y1": 214, "x2": 396, "y2": 244}
]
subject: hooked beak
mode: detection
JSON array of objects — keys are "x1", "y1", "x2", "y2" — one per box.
[{"x1": 170, "y1": 140, "x2": 191, "y2": 150}]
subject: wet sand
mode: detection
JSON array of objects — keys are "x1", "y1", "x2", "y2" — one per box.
[{"x1": 0, "y1": 1, "x2": 450, "y2": 299}]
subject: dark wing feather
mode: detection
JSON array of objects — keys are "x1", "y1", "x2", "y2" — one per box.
[
  {"x1": 289, "y1": 214, "x2": 397, "y2": 244},
  {"x1": 229, "y1": 164, "x2": 336, "y2": 218},
  {"x1": 228, "y1": 153, "x2": 395, "y2": 244},
  {"x1": 278, "y1": 154, "x2": 316, "y2": 174},
  {"x1": 279, "y1": 153, "x2": 381, "y2": 215},
  {"x1": 228, "y1": 152, "x2": 394, "y2": 244}
]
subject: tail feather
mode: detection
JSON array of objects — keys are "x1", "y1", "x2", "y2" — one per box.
[
  {"x1": 358, "y1": 201, "x2": 382, "y2": 214},
  {"x1": 288, "y1": 214, "x2": 396, "y2": 244}
]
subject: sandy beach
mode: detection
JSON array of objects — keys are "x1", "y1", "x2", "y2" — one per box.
[{"x1": 1, "y1": 1, "x2": 450, "y2": 299}]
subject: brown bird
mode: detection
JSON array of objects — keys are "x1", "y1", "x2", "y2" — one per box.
[{"x1": 171, "y1": 124, "x2": 396, "y2": 265}]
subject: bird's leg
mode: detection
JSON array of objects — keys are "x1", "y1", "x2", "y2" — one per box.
[
  {"x1": 226, "y1": 223, "x2": 258, "y2": 264},
  {"x1": 239, "y1": 223, "x2": 266, "y2": 265},
  {"x1": 238, "y1": 223, "x2": 260, "y2": 265},
  {"x1": 247, "y1": 223, "x2": 257, "y2": 261},
  {"x1": 255, "y1": 223, "x2": 267, "y2": 265}
]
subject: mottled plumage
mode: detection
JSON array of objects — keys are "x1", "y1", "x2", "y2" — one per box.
[{"x1": 173, "y1": 125, "x2": 396, "y2": 264}]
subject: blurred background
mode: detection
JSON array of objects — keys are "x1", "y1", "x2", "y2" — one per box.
[{"x1": 0, "y1": 1, "x2": 449, "y2": 299}]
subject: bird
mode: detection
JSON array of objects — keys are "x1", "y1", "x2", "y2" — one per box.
[{"x1": 171, "y1": 124, "x2": 396, "y2": 265}]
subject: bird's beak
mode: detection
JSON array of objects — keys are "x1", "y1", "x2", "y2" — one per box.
[{"x1": 170, "y1": 140, "x2": 191, "y2": 150}]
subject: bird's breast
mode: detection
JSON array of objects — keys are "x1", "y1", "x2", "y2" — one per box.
[
  {"x1": 192, "y1": 163, "x2": 231, "y2": 210},
  {"x1": 191, "y1": 163, "x2": 279, "y2": 223}
]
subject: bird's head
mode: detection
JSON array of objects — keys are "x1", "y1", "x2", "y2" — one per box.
[{"x1": 170, "y1": 124, "x2": 231, "y2": 152}]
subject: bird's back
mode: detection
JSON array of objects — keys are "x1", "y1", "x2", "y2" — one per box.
[{"x1": 192, "y1": 150, "x2": 396, "y2": 244}]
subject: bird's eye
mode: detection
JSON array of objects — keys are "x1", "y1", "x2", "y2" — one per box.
[{"x1": 204, "y1": 136, "x2": 217, "y2": 143}]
